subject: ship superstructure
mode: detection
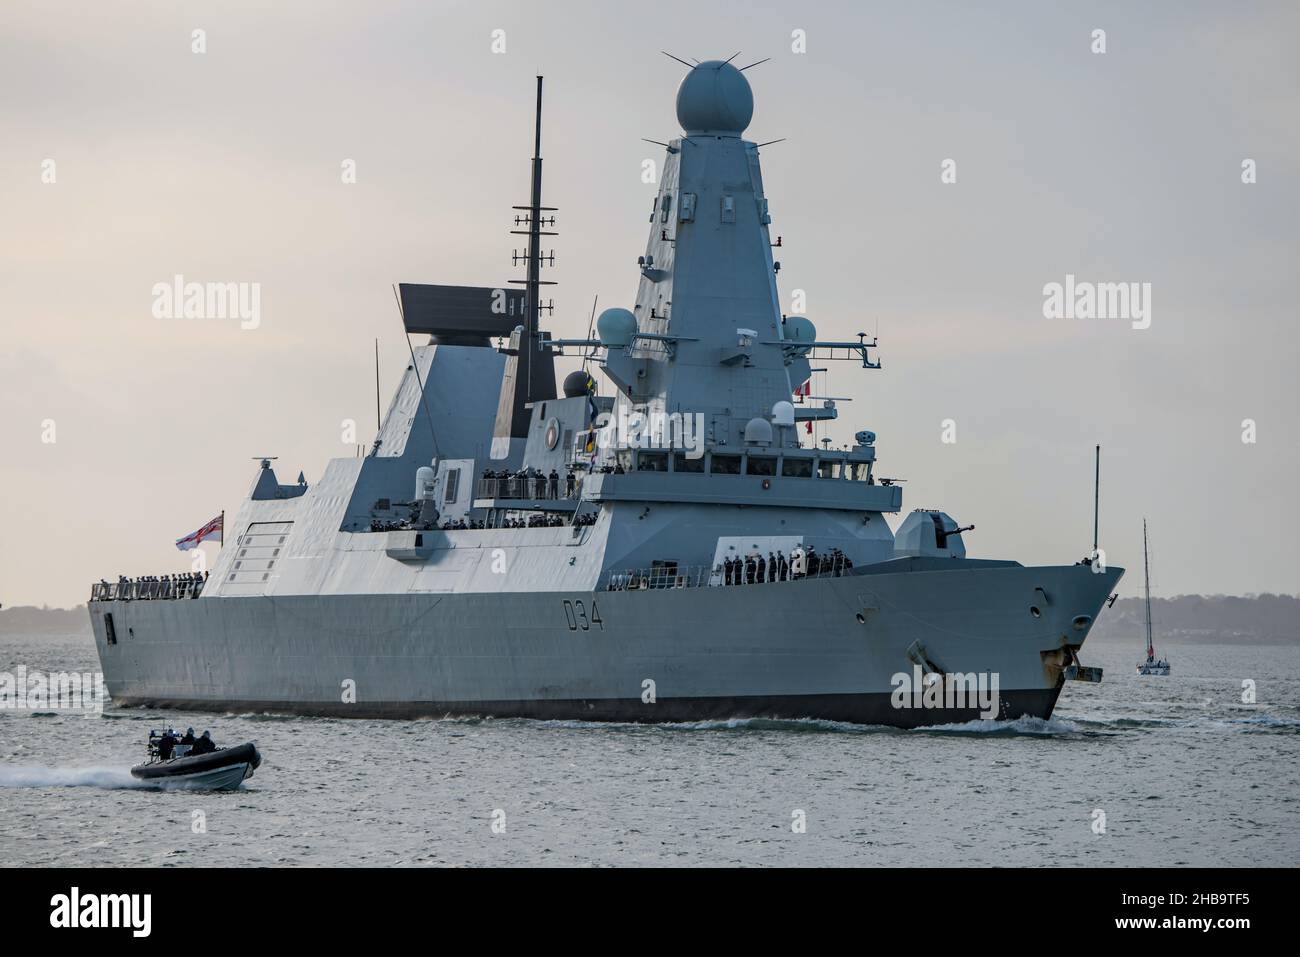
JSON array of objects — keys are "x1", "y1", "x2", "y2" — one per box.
[{"x1": 89, "y1": 61, "x2": 1122, "y2": 726}]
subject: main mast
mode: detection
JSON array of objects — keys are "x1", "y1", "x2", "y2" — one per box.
[
  {"x1": 1143, "y1": 519, "x2": 1154, "y2": 661},
  {"x1": 492, "y1": 75, "x2": 558, "y2": 459}
]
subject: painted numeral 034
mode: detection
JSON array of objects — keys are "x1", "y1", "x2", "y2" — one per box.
[{"x1": 562, "y1": 599, "x2": 604, "y2": 632}]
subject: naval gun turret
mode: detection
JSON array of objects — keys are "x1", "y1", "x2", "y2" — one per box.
[{"x1": 894, "y1": 510, "x2": 973, "y2": 558}]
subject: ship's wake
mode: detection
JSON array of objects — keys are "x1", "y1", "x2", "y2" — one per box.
[
  {"x1": 0, "y1": 765, "x2": 148, "y2": 790},
  {"x1": 917, "y1": 715, "x2": 1081, "y2": 736},
  {"x1": 525, "y1": 714, "x2": 1086, "y2": 736}
]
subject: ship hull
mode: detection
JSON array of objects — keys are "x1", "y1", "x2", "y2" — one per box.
[{"x1": 89, "y1": 561, "x2": 1121, "y2": 728}]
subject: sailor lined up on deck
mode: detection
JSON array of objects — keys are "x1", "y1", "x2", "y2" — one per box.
[
  {"x1": 482, "y1": 467, "x2": 572, "y2": 500},
  {"x1": 721, "y1": 551, "x2": 790, "y2": 585},
  {"x1": 718, "y1": 547, "x2": 851, "y2": 584}
]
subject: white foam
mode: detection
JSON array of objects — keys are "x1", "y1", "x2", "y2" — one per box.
[
  {"x1": 0, "y1": 764, "x2": 148, "y2": 790},
  {"x1": 918, "y1": 714, "x2": 1081, "y2": 735}
]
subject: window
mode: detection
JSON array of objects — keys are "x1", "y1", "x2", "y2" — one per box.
[
  {"x1": 638, "y1": 452, "x2": 668, "y2": 472},
  {"x1": 103, "y1": 613, "x2": 117, "y2": 646},
  {"x1": 721, "y1": 194, "x2": 736, "y2": 223},
  {"x1": 444, "y1": 468, "x2": 461, "y2": 504},
  {"x1": 746, "y1": 456, "x2": 776, "y2": 476},
  {"x1": 711, "y1": 454, "x2": 741, "y2": 475},
  {"x1": 816, "y1": 459, "x2": 837, "y2": 479},
  {"x1": 673, "y1": 453, "x2": 704, "y2": 473},
  {"x1": 782, "y1": 457, "x2": 813, "y2": 477}
]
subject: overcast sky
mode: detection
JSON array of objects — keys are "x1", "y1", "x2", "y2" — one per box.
[{"x1": 2, "y1": 0, "x2": 1297, "y2": 608}]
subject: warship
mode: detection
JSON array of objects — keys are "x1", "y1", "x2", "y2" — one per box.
[{"x1": 89, "y1": 59, "x2": 1122, "y2": 726}]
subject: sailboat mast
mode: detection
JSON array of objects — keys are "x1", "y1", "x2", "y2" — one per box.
[
  {"x1": 1093, "y1": 445, "x2": 1100, "y2": 556},
  {"x1": 1143, "y1": 519, "x2": 1154, "y2": 660}
]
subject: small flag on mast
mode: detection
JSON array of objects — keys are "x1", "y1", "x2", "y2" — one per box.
[
  {"x1": 175, "y1": 514, "x2": 223, "y2": 551},
  {"x1": 796, "y1": 378, "x2": 813, "y2": 434}
]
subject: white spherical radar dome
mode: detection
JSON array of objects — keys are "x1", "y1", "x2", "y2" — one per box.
[
  {"x1": 782, "y1": 315, "x2": 817, "y2": 355},
  {"x1": 676, "y1": 60, "x2": 753, "y2": 135},
  {"x1": 596, "y1": 307, "x2": 638, "y2": 347}
]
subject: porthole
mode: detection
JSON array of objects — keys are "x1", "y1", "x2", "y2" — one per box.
[{"x1": 1030, "y1": 606, "x2": 1042, "y2": 618}]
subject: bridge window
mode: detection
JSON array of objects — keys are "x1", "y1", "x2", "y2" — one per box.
[
  {"x1": 745, "y1": 456, "x2": 776, "y2": 476},
  {"x1": 710, "y1": 454, "x2": 741, "y2": 475},
  {"x1": 638, "y1": 452, "x2": 668, "y2": 472},
  {"x1": 782, "y1": 457, "x2": 813, "y2": 477},
  {"x1": 673, "y1": 453, "x2": 704, "y2": 473}
]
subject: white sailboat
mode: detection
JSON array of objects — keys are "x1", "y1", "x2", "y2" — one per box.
[{"x1": 1136, "y1": 519, "x2": 1171, "y2": 675}]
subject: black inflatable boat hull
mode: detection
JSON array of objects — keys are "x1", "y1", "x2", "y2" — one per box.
[{"x1": 131, "y1": 742, "x2": 261, "y2": 789}]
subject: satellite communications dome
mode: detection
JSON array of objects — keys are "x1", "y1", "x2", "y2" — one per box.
[
  {"x1": 596, "y1": 307, "x2": 637, "y2": 347},
  {"x1": 676, "y1": 60, "x2": 753, "y2": 135},
  {"x1": 562, "y1": 370, "x2": 590, "y2": 398},
  {"x1": 783, "y1": 315, "x2": 816, "y2": 354},
  {"x1": 743, "y1": 416, "x2": 774, "y2": 445}
]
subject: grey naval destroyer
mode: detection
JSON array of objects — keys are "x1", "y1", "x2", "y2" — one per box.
[{"x1": 89, "y1": 60, "x2": 1122, "y2": 727}]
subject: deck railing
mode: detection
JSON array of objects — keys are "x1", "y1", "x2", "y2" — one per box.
[
  {"x1": 599, "y1": 564, "x2": 717, "y2": 591},
  {"x1": 598, "y1": 555, "x2": 855, "y2": 592},
  {"x1": 90, "y1": 578, "x2": 205, "y2": 602},
  {"x1": 476, "y1": 476, "x2": 578, "y2": 501}
]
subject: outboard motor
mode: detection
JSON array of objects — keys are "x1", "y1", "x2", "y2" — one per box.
[{"x1": 414, "y1": 465, "x2": 440, "y2": 529}]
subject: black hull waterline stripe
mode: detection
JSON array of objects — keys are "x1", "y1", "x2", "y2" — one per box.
[{"x1": 111, "y1": 686, "x2": 1063, "y2": 728}]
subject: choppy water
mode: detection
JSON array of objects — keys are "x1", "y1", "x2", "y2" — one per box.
[{"x1": 1, "y1": 629, "x2": 1296, "y2": 866}]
